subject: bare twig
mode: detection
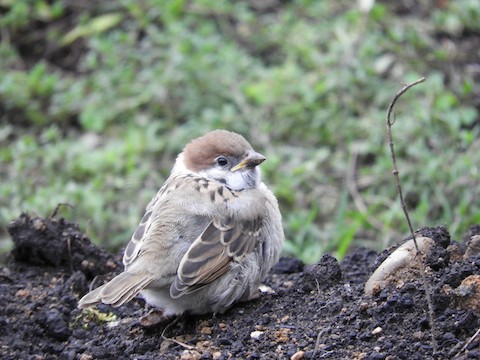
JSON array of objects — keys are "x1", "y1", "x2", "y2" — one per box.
[
  {"x1": 386, "y1": 77, "x2": 438, "y2": 354},
  {"x1": 313, "y1": 328, "x2": 328, "y2": 357},
  {"x1": 454, "y1": 327, "x2": 480, "y2": 358},
  {"x1": 386, "y1": 78, "x2": 426, "y2": 242},
  {"x1": 49, "y1": 203, "x2": 74, "y2": 218},
  {"x1": 161, "y1": 315, "x2": 195, "y2": 350}
]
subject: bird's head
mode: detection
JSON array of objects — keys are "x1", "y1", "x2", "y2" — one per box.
[{"x1": 178, "y1": 130, "x2": 265, "y2": 190}]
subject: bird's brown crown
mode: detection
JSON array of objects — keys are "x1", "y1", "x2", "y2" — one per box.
[{"x1": 183, "y1": 130, "x2": 252, "y2": 172}]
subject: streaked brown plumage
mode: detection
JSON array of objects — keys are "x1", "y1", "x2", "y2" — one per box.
[{"x1": 78, "y1": 130, "x2": 284, "y2": 315}]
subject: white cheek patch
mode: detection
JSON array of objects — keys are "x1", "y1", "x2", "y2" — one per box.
[
  {"x1": 225, "y1": 171, "x2": 250, "y2": 191},
  {"x1": 201, "y1": 168, "x2": 261, "y2": 190}
]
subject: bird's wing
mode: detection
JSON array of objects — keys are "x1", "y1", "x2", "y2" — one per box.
[
  {"x1": 170, "y1": 212, "x2": 263, "y2": 298},
  {"x1": 122, "y1": 174, "x2": 188, "y2": 267},
  {"x1": 123, "y1": 173, "x2": 247, "y2": 266},
  {"x1": 122, "y1": 206, "x2": 155, "y2": 267}
]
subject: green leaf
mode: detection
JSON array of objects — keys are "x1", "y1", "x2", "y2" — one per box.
[{"x1": 62, "y1": 13, "x2": 123, "y2": 45}]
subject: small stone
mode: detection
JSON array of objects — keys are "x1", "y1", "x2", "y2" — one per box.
[
  {"x1": 258, "y1": 284, "x2": 275, "y2": 294},
  {"x1": 454, "y1": 274, "x2": 480, "y2": 311},
  {"x1": 352, "y1": 352, "x2": 367, "y2": 360},
  {"x1": 15, "y1": 289, "x2": 31, "y2": 298},
  {"x1": 447, "y1": 244, "x2": 462, "y2": 262},
  {"x1": 274, "y1": 328, "x2": 291, "y2": 343},
  {"x1": 200, "y1": 326, "x2": 212, "y2": 335},
  {"x1": 372, "y1": 327, "x2": 382, "y2": 335},
  {"x1": 412, "y1": 331, "x2": 424, "y2": 340},
  {"x1": 250, "y1": 331, "x2": 264, "y2": 340},
  {"x1": 180, "y1": 350, "x2": 201, "y2": 360},
  {"x1": 359, "y1": 302, "x2": 369, "y2": 311},
  {"x1": 465, "y1": 235, "x2": 480, "y2": 259},
  {"x1": 290, "y1": 350, "x2": 305, "y2": 360},
  {"x1": 365, "y1": 237, "x2": 435, "y2": 296}
]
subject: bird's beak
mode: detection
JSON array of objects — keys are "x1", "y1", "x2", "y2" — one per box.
[{"x1": 231, "y1": 151, "x2": 266, "y2": 172}]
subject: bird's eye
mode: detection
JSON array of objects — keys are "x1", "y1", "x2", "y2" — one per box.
[{"x1": 216, "y1": 156, "x2": 228, "y2": 167}]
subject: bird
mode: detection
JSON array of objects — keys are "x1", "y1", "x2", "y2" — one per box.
[{"x1": 78, "y1": 129, "x2": 284, "y2": 316}]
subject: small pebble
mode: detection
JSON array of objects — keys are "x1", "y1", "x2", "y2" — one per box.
[
  {"x1": 250, "y1": 331, "x2": 264, "y2": 340},
  {"x1": 200, "y1": 326, "x2": 212, "y2": 335},
  {"x1": 359, "y1": 302, "x2": 369, "y2": 311},
  {"x1": 290, "y1": 350, "x2": 305, "y2": 360},
  {"x1": 180, "y1": 350, "x2": 201, "y2": 360},
  {"x1": 259, "y1": 285, "x2": 275, "y2": 294}
]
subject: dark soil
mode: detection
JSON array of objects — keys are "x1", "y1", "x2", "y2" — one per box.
[{"x1": 1, "y1": 213, "x2": 480, "y2": 359}]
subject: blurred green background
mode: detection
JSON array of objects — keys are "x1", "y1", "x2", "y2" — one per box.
[{"x1": 1, "y1": 0, "x2": 479, "y2": 263}]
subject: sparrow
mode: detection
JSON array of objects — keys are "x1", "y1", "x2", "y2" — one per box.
[{"x1": 78, "y1": 130, "x2": 284, "y2": 316}]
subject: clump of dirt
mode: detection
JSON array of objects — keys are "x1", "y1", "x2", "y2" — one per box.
[
  {"x1": 8, "y1": 213, "x2": 119, "y2": 278},
  {"x1": 1, "y1": 213, "x2": 480, "y2": 359}
]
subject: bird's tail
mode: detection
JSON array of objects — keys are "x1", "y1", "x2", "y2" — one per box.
[{"x1": 78, "y1": 272, "x2": 153, "y2": 309}]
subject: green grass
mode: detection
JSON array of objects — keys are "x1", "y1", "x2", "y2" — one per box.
[{"x1": 1, "y1": 0, "x2": 479, "y2": 263}]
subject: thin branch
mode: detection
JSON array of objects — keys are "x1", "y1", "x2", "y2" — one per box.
[
  {"x1": 454, "y1": 327, "x2": 480, "y2": 358},
  {"x1": 386, "y1": 77, "x2": 438, "y2": 354},
  {"x1": 161, "y1": 315, "x2": 194, "y2": 350},
  {"x1": 386, "y1": 77, "x2": 426, "y2": 245},
  {"x1": 313, "y1": 328, "x2": 328, "y2": 357},
  {"x1": 49, "y1": 203, "x2": 74, "y2": 218}
]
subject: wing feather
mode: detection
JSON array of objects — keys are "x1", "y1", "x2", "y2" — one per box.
[
  {"x1": 170, "y1": 215, "x2": 262, "y2": 299},
  {"x1": 78, "y1": 272, "x2": 153, "y2": 308},
  {"x1": 123, "y1": 174, "x2": 239, "y2": 268}
]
